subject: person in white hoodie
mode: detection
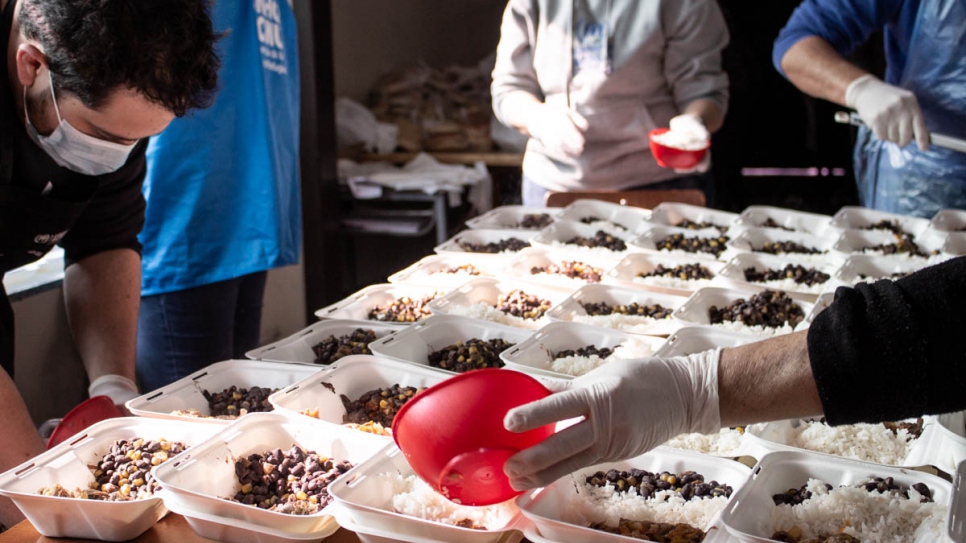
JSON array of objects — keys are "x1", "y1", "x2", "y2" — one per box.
[{"x1": 491, "y1": 0, "x2": 730, "y2": 207}]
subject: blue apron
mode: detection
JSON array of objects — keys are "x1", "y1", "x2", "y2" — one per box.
[
  {"x1": 854, "y1": 0, "x2": 966, "y2": 218},
  {"x1": 139, "y1": 0, "x2": 301, "y2": 296}
]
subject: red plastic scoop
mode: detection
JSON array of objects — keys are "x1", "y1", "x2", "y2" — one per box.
[
  {"x1": 392, "y1": 369, "x2": 554, "y2": 506},
  {"x1": 47, "y1": 396, "x2": 123, "y2": 449}
]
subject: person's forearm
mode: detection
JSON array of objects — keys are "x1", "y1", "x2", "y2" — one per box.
[
  {"x1": 717, "y1": 331, "x2": 823, "y2": 427},
  {"x1": 63, "y1": 249, "x2": 140, "y2": 384},
  {"x1": 496, "y1": 91, "x2": 543, "y2": 138},
  {"x1": 682, "y1": 98, "x2": 725, "y2": 133},
  {"x1": 780, "y1": 36, "x2": 868, "y2": 107},
  {"x1": 0, "y1": 371, "x2": 45, "y2": 528}
]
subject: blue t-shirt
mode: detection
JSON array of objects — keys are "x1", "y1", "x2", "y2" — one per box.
[
  {"x1": 772, "y1": 0, "x2": 921, "y2": 85},
  {"x1": 139, "y1": 0, "x2": 301, "y2": 296}
]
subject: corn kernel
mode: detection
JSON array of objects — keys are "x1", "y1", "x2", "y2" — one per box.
[{"x1": 296, "y1": 491, "x2": 308, "y2": 501}]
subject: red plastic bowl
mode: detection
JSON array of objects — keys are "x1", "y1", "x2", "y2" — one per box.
[
  {"x1": 391, "y1": 369, "x2": 554, "y2": 506},
  {"x1": 649, "y1": 128, "x2": 710, "y2": 169},
  {"x1": 47, "y1": 396, "x2": 123, "y2": 449}
]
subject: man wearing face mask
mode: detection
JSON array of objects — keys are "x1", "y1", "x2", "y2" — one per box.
[{"x1": 0, "y1": 0, "x2": 219, "y2": 527}]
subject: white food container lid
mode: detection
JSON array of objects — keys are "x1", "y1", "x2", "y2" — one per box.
[
  {"x1": 464, "y1": 205, "x2": 562, "y2": 231},
  {"x1": 246, "y1": 320, "x2": 400, "y2": 365},
  {"x1": 501, "y1": 247, "x2": 615, "y2": 291},
  {"x1": 653, "y1": 326, "x2": 763, "y2": 357},
  {"x1": 712, "y1": 252, "x2": 841, "y2": 303},
  {"x1": 387, "y1": 254, "x2": 494, "y2": 288},
  {"x1": 829, "y1": 205, "x2": 930, "y2": 238},
  {"x1": 427, "y1": 278, "x2": 571, "y2": 331},
  {"x1": 645, "y1": 202, "x2": 739, "y2": 235},
  {"x1": 555, "y1": 198, "x2": 650, "y2": 234},
  {"x1": 314, "y1": 283, "x2": 450, "y2": 324},
  {"x1": 545, "y1": 283, "x2": 689, "y2": 336},
  {"x1": 529, "y1": 221, "x2": 634, "y2": 261},
  {"x1": 628, "y1": 224, "x2": 732, "y2": 262},
  {"x1": 733, "y1": 205, "x2": 833, "y2": 237},
  {"x1": 672, "y1": 286, "x2": 815, "y2": 338},
  {"x1": 434, "y1": 229, "x2": 537, "y2": 260},
  {"x1": 604, "y1": 252, "x2": 725, "y2": 297}
]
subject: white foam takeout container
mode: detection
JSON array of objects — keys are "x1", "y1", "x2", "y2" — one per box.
[
  {"x1": 0, "y1": 417, "x2": 219, "y2": 542},
  {"x1": 367, "y1": 314, "x2": 531, "y2": 372},
  {"x1": 516, "y1": 446, "x2": 752, "y2": 543},
  {"x1": 713, "y1": 252, "x2": 840, "y2": 303},
  {"x1": 555, "y1": 198, "x2": 650, "y2": 234},
  {"x1": 720, "y1": 450, "x2": 952, "y2": 543},
  {"x1": 245, "y1": 320, "x2": 401, "y2": 365},
  {"x1": 529, "y1": 221, "x2": 634, "y2": 261},
  {"x1": 328, "y1": 445, "x2": 525, "y2": 543},
  {"x1": 604, "y1": 252, "x2": 725, "y2": 296},
  {"x1": 126, "y1": 359, "x2": 323, "y2": 424},
  {"x1": 267, "y1": 355, "x2": 452, "y2": 433},
  {"x1": 433, "y1": 229, "x2": 537, "y2": 260},
  {"x1": 522, "y1": 519, "x2": 739, "y2": 543},
  {"x1": 502, "y1": 248, "x2": 615, "y2": 290},
  {"x1": 831, "y1": 227, "x2": 946, "y2": 260},
  {"x1": 653, "y1": 326, "x2": 764, "y2": 357},
  {"x1": 314, "y1": 283, "x2": 449, "y2": 324},
  {"x1": 628, "y1": 224, "x2": 732, "y2": 262},
  {"x1": 949, "y1": 456, "x2": 966, "y2": 542},
  {"x1": 926, "y1": 411, "x2": 966, "y2": 478},
  {"x1": 733, "y1": 206, "x2": 833, "y2": 237},
  {"x1": 930, "y1": 209, "x2": 966, "y2": 234},
  {"x1": 387, "y1": 254, "x2": 494, "y2": 288},
  {"x1": 500, "y1": 321, "x2": 666, "y2": 380},
  {"x1": 464, "y1": 205, "x2": 562, "y2": 231},
  {"x1": 825, "y1": 253, "x2": 937, "y2": 291},
  {"x1": 153, "y1": 413, "x2": 389, "y2": 535},
  {"x1": 725, "y1": 227, "x2": 840, "y2": 265},
  {"x1": 672, "y1": 286, "x2": 816, "y2": 338},
  {"x1": 545, "y1": 283, "x2": 689, "y2": 336},
  {"x1": 426, "y1": 278, "x2": 570, "y2": 331},
  {"x1": 829, "y1": 206, "x2": 931, "y2": 238},
  {"x1": 643, "y1": 202, "x2": 739, "y2": 235}
]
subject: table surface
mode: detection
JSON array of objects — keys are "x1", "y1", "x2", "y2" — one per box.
[{"x1": 0, "y1": 515, "x2": 362, "y2": 543}]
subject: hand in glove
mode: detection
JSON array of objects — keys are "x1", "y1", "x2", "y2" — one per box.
[
  {"x1": 525, "y1": 104, "x2": 589, "y2": 157},
  {"x1": 666, "y1": 114, "x2": 711, "y2": 173},
  {"x1": 502, "y1": 349, "x2": 722, "y2": 490},
  {"x1": 846, "y1": 74, "x2": 929, "y2": 150}
]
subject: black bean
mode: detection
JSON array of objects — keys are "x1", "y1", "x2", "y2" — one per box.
[
  {"x1": 458, "y1": 238, "x2": 530, "y2": 253},
  {"x1": 565, "y1": 230, "x2": 627, "y2": 251}
]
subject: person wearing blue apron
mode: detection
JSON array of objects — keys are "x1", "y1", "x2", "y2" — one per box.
[
  {"x1": 136, "y1": 0, "x2": 301, "y2": 391},
  {"x1": 0, "y1": 0, "x2": 219, "y2": 527},
  {"x1": 773, "y1": 0, "x2": 966, "y2": 219}
]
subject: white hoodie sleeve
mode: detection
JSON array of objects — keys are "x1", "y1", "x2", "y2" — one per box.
[
  {"x1": 662, "y1": 0, "x2": 730, "y2": 116},
  {"x1": 491, "y1": 0, "x2": 544, "y2": 129}
]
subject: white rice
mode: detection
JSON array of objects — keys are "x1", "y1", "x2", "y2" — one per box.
[
  {"x1": 751, "y1": 251, "x2": 833, "y2": 264},
  {"x1": 632, "y1": 275, "x2": 714, "y2": 291},
  {"x1": 710, "y1": 320, "x2": 796, "y2": 337},
  {"x1": 576, "y1": 219, "x2": 630, "y2": 235},
  {"x1": 548, "y1": 337, "x2": 656, "y2": 377},
  {"x1": 656, "y1": 248, "x2": 724, "y2": 261},
  {"x1": 748, "y1": 277, "x2": 828, "y2": 294},
  {"x1": 769, "y1": 478, "x2": 945, "y2": 542},
  {"x1": 549, "y1": 240, "x2": 627, "y2": 258},
  {"x1": 755, "y1": 420, "x2": 919, "y2": 465},
  {"x1": 664, "y1": 428, "x2": 746, "y2": 456},
  {"x1": 383, "y1": 473, "x2": 517, "y2": 530},
  {"x1": 572, "y1": 313, "x2": 670, "y2": 334},
  {"x1": 405, "y1": 270, "x2": 480, "y2": 288},
  {"x1": 563, "y1": 480, "x2": 728, "y2": 530},
  {"x1": 448, "y1": 302, "x2": 549, "y2": 330}
]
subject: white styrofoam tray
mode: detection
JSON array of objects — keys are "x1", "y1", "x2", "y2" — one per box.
[
  {"x1": 126, "y1": 359, "x2": 323, "y2": 424},
  {"x1": 502, "y1": 248, "x2": 615, "y2": 290},
  {"x1": 545, "y1": 283, "x2": 689, "y2": 336},
  {"x1": 329, "y1": 445, "x2": 525, "y2": 543},
  {"x1": 733, "y1": 206, "x2": 833, "y2": 237},
  {"x1": 672, "y1": 286, "x2": 815, "y2": 337},
  {"x1": 464, "y1": 205, "x2": 561, "y2": 231},
  {"x1": 246, "y1": 320, "x2": 401, "y2": 365},
  {"x1": 529, "y1": 221, "x2": 633, "y2": 260},
  {"x1": 829, "y1": 205, "x2": 931, "y2": 237},
  {"x1": 426, "y1": 278, "x2": 570, "y2": 330},
  {"x1": 628, "y1": 224, "x2": 733, "y2": 261},
  {"x1": 433, "y1": 229, "x2": 536, "y2": 258},
  {"x1": 950, "y1": 457, "x2": 966, "y2": 542},
  {"x1": 941, "y1": 234, "x2": 966, "y2": 257},
  {"x1": 653, "y1": 326, "x2": 764, "y2": 357},
  {"x1": 555, "y1": 198, "x2": 650, "y2": 234},
  {"x1": 387, "y1": 254, "x2": 494, "y2": 288},
  {"x1": 499, "y1": 321, "x2": 666, "y2": 380},
  {"x1": 725, "y1": 227, "x2": 839, "y2": 265},
  {"x1": 0, "y1": 417, "x2": 219, "y2": 542},
  {"x1": 829, "y1": 253, "x2": 937, "y2": 288},
  {"x1": 516, "y1": 446, "x2": 752, "y2": 543},
  {"x1": 644, "y1": 202, "x2": 739, "y2": 235},
  {"x1": 522, "y1": 519, "x2": 739, "y2": 543},
  {"x1": 314, "y1": 283, "x2": 449, "y2": 324},
  {"x1": 713, "y1": 252, "x2": 840, "y2": 302},
  {"x1": 720, "y1": 450, "x2": 952, "y2": 543},
  {"x1": 367, "y1": 314, "x2": 532, "y2": 372},
  {"x1": 604, "y1": 252, "x2": 725, "y2": 296},
  {"x1": 268, "y1": 355, "x2": 453, "y2": 431},
  {"x1": 152, "y1": 412, "x2": 389, "y2": 534},
  {"x1": 931, "y1": 209, "x2": 966, "y2": 233},
  {"x1": 831, "y1": 227, "x2": 945, "y2": 259},
  {"x1": 336, "y1": 513, "x2": 524, "y2": 543},
  {"x1": 928, "y1": 412, "x2": 966, "y2": 478}
]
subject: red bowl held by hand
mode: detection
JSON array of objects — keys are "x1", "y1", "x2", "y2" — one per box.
[
  {"x1": 391, "y1": 369, "x2": 554, "y2": 506},
  {"x1": 47, "y1": 396, "x2": 124, "y2": 449},
  {"x1": 649, "y1": 128, "x2": 710, "y2": 170}
]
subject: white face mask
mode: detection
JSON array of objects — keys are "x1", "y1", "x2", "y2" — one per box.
[{"x1": 24, "y1": 71, "x2": 136, "y2": 176}]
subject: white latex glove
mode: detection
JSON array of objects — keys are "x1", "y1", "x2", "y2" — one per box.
[
  {"x1": 525, "y1": 104, "x2": 589, "y2": 157},
  {"x1": 846, "y1": 74, "x2": 929, "y2": 151},
  {"x1": 503, "y1": 349, "x2": 722, "y2": 490},
  {"x1": 88, "y1": 374, "x2": 140, "y2": 409}
]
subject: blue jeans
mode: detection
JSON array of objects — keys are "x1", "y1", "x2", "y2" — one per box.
[
  {"x1": 136, "y1": 271, "x2": 268, "y2": 392},
  {"x1": 522, "y1": 173, "x2": 716, "y2": 208}
]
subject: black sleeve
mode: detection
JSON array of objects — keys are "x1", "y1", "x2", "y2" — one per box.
[
  {"x1": 58, "y1": 140, "x2": 148, "y2": 267},
  {"x1": 807, "y1": 255, "x2": 966, "y2": 425}
]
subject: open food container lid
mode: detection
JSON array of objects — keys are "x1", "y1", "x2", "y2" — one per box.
[
  {"x1": 529, "y1": 221, "x2": 634, "y2": 261},
  {"x1": 734, "y1": 205, "x2": 833, "y2": 237},
  {"x1": 644, "y1": 202, "x2": 739, "y2": 235},
  {"x1": 555, "y1": 198, "x2": 650, "y2": 234},
  {"x1": 387, "y1": 254, "x2": 495, "y2": 288},
  {"x1": 464, "y1": 205, "x2": 562, "y2": 231},
  {"x1": 314, "y1": 283, "x2": 451, "y2": 324},
  {"x1": 434, "y1": 229, "x2": 538, "y2": 260},
  {"x1": 246, "y1": 320, "x2": 400, "y2": 365},
  {"x1": 546, "y1": 283, "x2": 689, "y2": 337}
]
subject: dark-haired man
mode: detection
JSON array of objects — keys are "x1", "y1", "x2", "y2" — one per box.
[{"x1": 0, "y1": 0, "x2": 220, "y2": 527}]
